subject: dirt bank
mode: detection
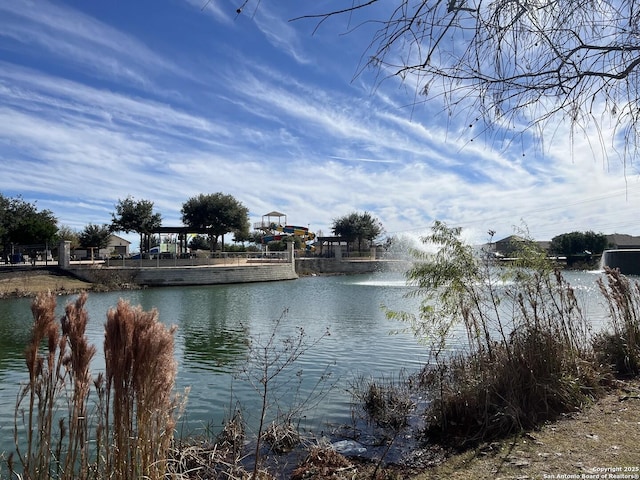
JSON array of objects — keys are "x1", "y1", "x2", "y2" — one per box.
[
  {"x1": 0, "y1": 268, "x2": 95, "y2": 298},
  {"x1": 302, "y1": 380, "x2": 640, "y2": 479},
  {"x1": 406, "y1": 379, "x2": 640, "y2": 479}
]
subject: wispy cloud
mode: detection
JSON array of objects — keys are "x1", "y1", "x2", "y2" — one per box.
[
  {"x1": 0, "y1": 0, "x2": 636, "y2": 248},
  {"x1": 0, "y1": 0, "x2": 184, "y2": 87},
  {"x1": 251, "y1": 4, "x2": 311, "y2": 65}
]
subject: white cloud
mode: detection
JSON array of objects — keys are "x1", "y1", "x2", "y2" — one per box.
[{"x1": 0, "y1": 0, "x2": 637, "y2": 249}]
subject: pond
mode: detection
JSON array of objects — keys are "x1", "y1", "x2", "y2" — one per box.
[{"x1": 0, "y1": 268, "x2": 610, "y2": 464}]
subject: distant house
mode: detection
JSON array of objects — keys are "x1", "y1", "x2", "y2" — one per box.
[
  {"x1": 493, "y1": 235, "x2": 524, "y2": 257},
  {"x1": 73, "y1": 234, "x2": 131, "y2": 260},
  {"x1": 605, "y1": 234, "x2": 640, "y2": 250},
  {"x1": 493, "y1": 235, "x2": 550, "y2": 257},
  {"x1": 107, "y1": 234, "x2": 131, "y2": 257}
]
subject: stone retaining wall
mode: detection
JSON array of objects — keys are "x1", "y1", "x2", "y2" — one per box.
[
  {"x1": 295, "y1": 258, "x2": 408, "y2": 275},
  {"x1": 67, "y1": 263, "x2": 298, "y2": 286}
]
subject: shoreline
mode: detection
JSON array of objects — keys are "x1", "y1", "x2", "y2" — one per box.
[
  {"x1": 1, "y1": 268, "x2": 639, "y2": 478},
  {"x1": 0, "y1": 262, "x2": 377, "y2": 299},
  {"x1": 0, "y1": 268, "x2": 112, "y2": 299}
]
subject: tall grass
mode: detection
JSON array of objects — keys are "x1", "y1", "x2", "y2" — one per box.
[
  {"x1": 14, "y1": 291, "x2": 67, "y2": 479},
  {"x1": 389, "y1": 222, "x2": 605, "y2": 446},
  {"x1": 10, "y1": 292, "x2": 181, "y2": 480},
  {"x1": 60, "y1": 293, "x2": 97, "y2": 477},
  {"x1": 103, "y1": 299, "x2": 180, "y2": 480},
  {"x1": 594, "y1": 267, "x2": 640, "y2": 376}
]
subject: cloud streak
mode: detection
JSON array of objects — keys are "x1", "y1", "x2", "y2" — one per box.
[{"x1": 0, "y1": 0, "x2": 637, "y2": 249}]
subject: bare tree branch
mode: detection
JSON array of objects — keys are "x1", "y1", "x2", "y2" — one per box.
[{"x1": 288, "y1": 0, "x2": 640, "y2": 162}]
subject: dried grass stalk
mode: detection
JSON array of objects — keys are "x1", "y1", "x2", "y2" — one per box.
[
  {"x1": 17, "y1": 291, "x2": 61, "y2": 479},
  {"x1": 12, "y1": 293, "x2": 182, "y2": 480},
  {"x1": 60, "y1": 292, "x2": 96, "y2": 477},
  {"x1": 104, "y1": 299, "x2": 178, "y2": 480}
]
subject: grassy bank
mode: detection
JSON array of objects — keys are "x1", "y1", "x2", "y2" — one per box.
[
  {"x1": 411, "y1": 379, "x2": 640, "y2": 479},
  {"x1": 0, "y1": 268, "x2": 94, "y2": 298}
]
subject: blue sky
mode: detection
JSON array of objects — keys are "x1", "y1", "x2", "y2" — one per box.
[{"x1": 1, "y1": 0, "x2": 639, "y2": 250}]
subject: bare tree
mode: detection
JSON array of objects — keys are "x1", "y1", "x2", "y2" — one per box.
[{"x1": 285, "y1": 0, "x2": 640, "y2": 162}]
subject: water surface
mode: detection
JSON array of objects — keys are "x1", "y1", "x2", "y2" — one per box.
[{"x1": 0, "y1": 269, "x2": 610, "y2": 457}]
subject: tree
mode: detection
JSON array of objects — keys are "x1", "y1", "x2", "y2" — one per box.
[
  {"x1": 232, "y1": 222, "x2": 251, "y2": 244},
  {"x1": 78, "y1": 224, "x2": 111, "y2": 256},
  {"x1": 111, "y1": 196, "x2": 162, "y2": 254},
  {"x1": 56, "y1": 225, "x2": 80, "y2": 251},
  {"x1": 0, "y1": 194, "x2": 58, "y2": 254},
  {"x1": 247, "y1": 230, "x2": 267, "y2": 246},
  {"x1": 188, "y1": 234, "x2": 211, "y2": 251},
  {"x1": 386, "y1": 221, "x2": 598, "y2": 443},
  {"x1": 549, "y1": 231, "x2": 609, "y2": 256},
  {"x1": 294, "y1": 1, "x2": 640, "y2": 160},
  {"x1": 181, "y1": 193, "x2": 250, "y2": 251},
  {"x1": 332, "y1": 211, "x2": 384, "y2": 252}
]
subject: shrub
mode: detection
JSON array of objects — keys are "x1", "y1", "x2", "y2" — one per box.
[
  {"x1": 421, "y1": 326, "x2": 601, "y2": 445},
  {"x1": 291, "y1": 445, "x2": 354, "y2": 480},
  {"x1": 353, "y1": 375, "x2": 413, "y2": 431},
  {"x1": 390, "y1": 222, "x2": 604, "y2": 447}
]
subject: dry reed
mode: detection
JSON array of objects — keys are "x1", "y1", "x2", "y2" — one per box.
[
  {"x1": 11, "y1": 292, "x2": 181, "y2": 480},
  {"x1": 60, "y1": 292, "x2": 97, "y2": 478},
  {"x1": 595, "y1": 267, "x2": 640, "y2": 376},
  {"x1": 104, "y1": 298, "x2": 179, "y2": 480},
  {"x1": 15, "y1": 291, "x2": 62, "y2": 479},
  {"x1": 397, "y1": 223, "x2": 606, "y2": 447}
]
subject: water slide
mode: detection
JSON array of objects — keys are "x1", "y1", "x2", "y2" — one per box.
[{"x1": 262, "y1": 225, "x2": 315, "y2": 244}]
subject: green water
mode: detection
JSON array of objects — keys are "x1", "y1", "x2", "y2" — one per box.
[
  {"x1": 0, "y1": 272, "x2": 426, "y2": 450},
  {"x1": 0, "y1": 269, "x2": 608, "y2": 459}
]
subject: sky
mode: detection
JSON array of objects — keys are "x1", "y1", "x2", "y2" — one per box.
[{"x1": 1, "y1": 0, "x2": 639, "y2": 251}]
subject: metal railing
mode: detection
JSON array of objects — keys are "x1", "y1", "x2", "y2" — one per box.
[{"x1": 102, "y1": 251, "x2": 290, "y2": 268}]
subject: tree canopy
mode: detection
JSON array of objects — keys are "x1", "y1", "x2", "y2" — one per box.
[
  {"x1": 188, "y1": 234, "x2": 211, "y2": 251},
  {"x1": 549, "y1": 231, "x2": 609, "y2": 256},
  {"x1": 181, "y1": 193, "x2": 250, "y2": 251},
  {"x1": 111, "y1": 196, "x2": 162, "y2": 253},
  {"x1": 296, "y1": 0, "x2": 640, "y2": 160},
  {"x1": 332, "y1": 211, "x2": 384, "y2": 252},
  {"x1": 56, "y1": 225, "x2": 80, "y2": 251},
  {"x1": 0, "y1": 194, "x2": 58, "y2": 253},
  {"x1": 78, "y1": 224, "x2": 112, "y2": 250}
]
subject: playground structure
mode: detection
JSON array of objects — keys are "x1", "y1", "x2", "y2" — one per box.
[{"x1": 255, "y1": 211, "x2": 316, "y2": 250}]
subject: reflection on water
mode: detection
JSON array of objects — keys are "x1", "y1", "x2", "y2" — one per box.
[
  {"x1": 0, "y1": 269, "x2": 611, "y2": 455},
  {"x1": 0, "y1": 297, "x2": 34, "y2": 370}
]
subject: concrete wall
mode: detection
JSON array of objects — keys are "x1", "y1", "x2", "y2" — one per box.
[
  {"x1": 295, "y1": 258, "x2": 407, "y2": 275},
  {"x1": 67, "y1": 263, "x2": 298, "y2": 287},
  {"x1": 62, "y1": 242, "x2": 410, "y2": 287},
  {"x1": 601, "y1": 249, "x2": 640, "y2": 276},
  {"x1": 63, "y1": 240, "x2": 297, "y2": 287}
]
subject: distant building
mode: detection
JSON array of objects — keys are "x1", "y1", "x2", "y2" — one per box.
[
  {"x1": 605, "y1": 234, "x2": 640, "y2": 250},
  {"x1": 491, "y1": 233, "x2": 640, "y2": 260},
  {"x1": 492, "y1": 235, "x2": 550, "y2": 257},
  {"x1": 73, "y1": 234, "x2": 131, "y2": 260},
  {"x1": 315, "y1": 236, "x2": 349, "y2": 258},
  {"x1": 107, "y1": 234, "x2": 131, "y2": 257}
]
